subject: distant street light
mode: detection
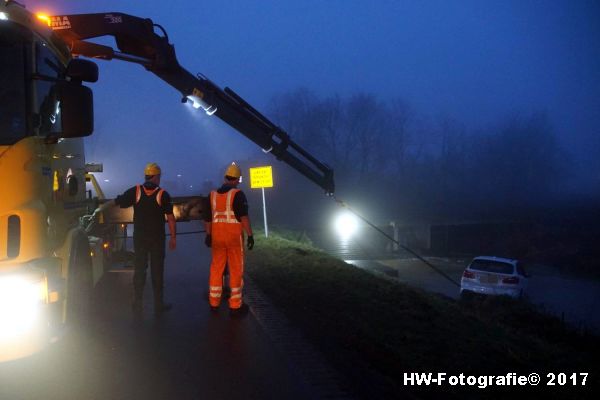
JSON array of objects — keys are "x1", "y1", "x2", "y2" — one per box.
[{"x1": 334, "y1": 211, "x2": 359, "y2": 238}]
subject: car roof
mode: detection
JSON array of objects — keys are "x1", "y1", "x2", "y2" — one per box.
[{"x1": 471, "y1": 256, "x2": 517, "y2": 265}]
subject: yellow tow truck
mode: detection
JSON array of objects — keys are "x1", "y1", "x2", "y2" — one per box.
[{"x1": 0, "y1": 1, "x2": 113, "y2": 361}]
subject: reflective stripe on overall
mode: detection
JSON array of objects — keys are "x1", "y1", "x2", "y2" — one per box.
[
  {"x1": 135, "y1": 184, "x2": 164, "y2": 206},
  {"x1": 208, "y1": 189, "x2": 244, "y2": 309}
]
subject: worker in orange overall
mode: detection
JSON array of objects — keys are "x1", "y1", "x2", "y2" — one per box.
[{"x1": 204, "y1": 162, "x2": 254, "y2": 316}]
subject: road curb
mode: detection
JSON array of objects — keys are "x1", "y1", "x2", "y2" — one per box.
[{"x1": 244, "y1": 274, "x2": 355, "y2": 400}]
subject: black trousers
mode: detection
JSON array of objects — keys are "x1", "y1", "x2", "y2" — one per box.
[{"x1": 133, "y1": 235, "x2": 166, "y2": 304}]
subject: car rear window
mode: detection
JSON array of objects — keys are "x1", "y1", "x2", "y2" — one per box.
[{"x1": 469, "y1": 260, "x2": 514, "y2": 274}]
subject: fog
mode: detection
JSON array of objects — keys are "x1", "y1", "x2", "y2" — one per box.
[{"x1": 23, "y1": 0, "x2": 600, "y2": 223}]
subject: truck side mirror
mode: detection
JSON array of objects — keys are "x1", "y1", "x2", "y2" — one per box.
[
  {"x1": 66, "y1": 59, "x2": 98, "y2": 83},
  {"x1": 57, "y1": 81, "x2": 94, "y2": 138}
]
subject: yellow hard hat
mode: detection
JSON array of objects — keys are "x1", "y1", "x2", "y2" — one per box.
[
  {"x1": 224, "y1": 162, "x2": 241, "y2": 179},
  {"x1": 144, "y1": 162, "x2": 162, "y2": 176}
]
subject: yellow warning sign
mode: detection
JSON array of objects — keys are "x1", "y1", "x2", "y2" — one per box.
[{"x1": 249, "y1": 166, "x2": 273, "y2": 189}]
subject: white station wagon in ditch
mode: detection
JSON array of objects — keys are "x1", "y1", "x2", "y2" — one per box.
[{"x1": 460, "y1": 256, "x2": 530, "y2": 298}]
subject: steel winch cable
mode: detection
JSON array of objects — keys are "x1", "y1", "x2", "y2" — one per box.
[
  {"x1": 333, "y1": 196, "x2": 460, "y2": 287},
  {"x1": 167, "y1": 230, "x2": 205, "y2": 236},
  {"x1": 114, "y1": 230, "x2": 205, "y2": 239}
]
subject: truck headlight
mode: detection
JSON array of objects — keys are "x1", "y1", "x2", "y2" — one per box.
[{"x1": 0, "y1": 275, "x2": 48, "y2": 339}]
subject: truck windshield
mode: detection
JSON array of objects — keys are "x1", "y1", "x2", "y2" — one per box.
[
  {"x1": 35, "y1": 41, "x2": 64, "y2": 137},
  {"x1": 0, "y1": 24, "x2": 28, "y2": 145}
]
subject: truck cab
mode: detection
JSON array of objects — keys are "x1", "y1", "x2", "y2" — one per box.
[{"x1": 1, "y1": 1, "x2": 99, "y2": 362}]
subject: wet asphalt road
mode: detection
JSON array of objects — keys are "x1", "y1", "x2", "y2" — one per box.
[
  {"x1": 0, "y1": 230, "x2": 312, "y2": 400},
  {"x1": 3, "y1": 225, "x2": 597, "y2": 399}
]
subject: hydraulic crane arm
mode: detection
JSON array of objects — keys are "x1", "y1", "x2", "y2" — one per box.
[{"x1": 47, "y1": 12, "x2": 334, "y2": 194}]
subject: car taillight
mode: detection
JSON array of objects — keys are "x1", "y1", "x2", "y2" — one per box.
[
  {"x1": 502, "y1": 276, "x2": 519, "y2": 284},
  {"x1": 463, "y1": 270, "x2": 475, "y2": 279}
]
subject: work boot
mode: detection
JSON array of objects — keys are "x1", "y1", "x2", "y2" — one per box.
[
  {"x1": 153, "y1": 287, "x2": 172, "y2": 315},
  {"x1": 229, "y1": 303, "x2": 249, "y2": 318}
]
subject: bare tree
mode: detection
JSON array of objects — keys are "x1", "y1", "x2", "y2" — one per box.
[
  {"x1": 267, "y1": 89, "x2": 569, "y2": 222},
  {"x1": 460, "y1": 112, "x2": 566, "y2": 214},
  {"x1": 385, "y1": 99, "x2": 413, "y2": 176},
  {"x1": 343, "y1": 93, "x2": 387, "y2": 179},
  {"x1": 313, "y1": 94, "x2": 343, "y2": 167},
  {"x1": 269, "y1": 87, "x2": 320, "y2": 145}
]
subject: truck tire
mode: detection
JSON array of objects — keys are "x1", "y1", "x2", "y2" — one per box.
[{"x1": 66, "y1": 233, "x2": 94, "y2": 325}]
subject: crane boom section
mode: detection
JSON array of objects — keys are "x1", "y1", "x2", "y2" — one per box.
[{"x1": 48, "y1": 12, "x2": 335, "y2": 194}]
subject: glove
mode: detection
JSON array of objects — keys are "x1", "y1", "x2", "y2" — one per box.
[
  {"x1": 247, "y1": 235, "x2": 254, "y2": 250},
  {"x1": 90, "y1": 207, "x2": 103, "y2": 224},
  {"x1": 204, "y1": 234, "x2": 212, "y2": 248}
]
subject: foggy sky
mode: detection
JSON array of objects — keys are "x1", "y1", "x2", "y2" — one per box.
[{"x1": 22, "y1": 0, "x2": 600, "y2": 197}]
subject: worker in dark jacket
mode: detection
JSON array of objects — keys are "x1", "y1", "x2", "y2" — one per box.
[
  {"x1": 204, "y1": 162, "x2": 254, "y2": 316},
  {"x1": 94, "y1": 162, "x2": 176, "y2": 315}
]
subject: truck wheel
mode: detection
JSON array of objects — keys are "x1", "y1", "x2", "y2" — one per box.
[{"x1": 66, "y1": 235, "x2": 94, "y2": 325}]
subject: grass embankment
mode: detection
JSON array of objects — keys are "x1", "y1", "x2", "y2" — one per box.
[{"x1": 246, "y1": 233, "x2": 598, "y2": 399}]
